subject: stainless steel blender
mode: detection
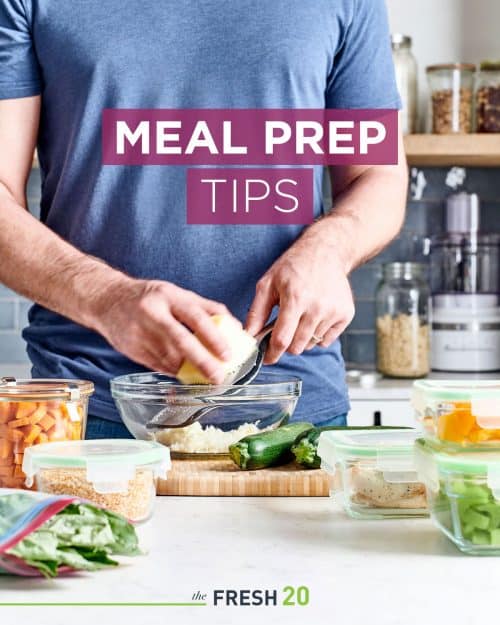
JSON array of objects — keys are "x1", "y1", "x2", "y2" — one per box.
[{"x1": 430, "y1": 192, "x2": 500, "y2": 372}]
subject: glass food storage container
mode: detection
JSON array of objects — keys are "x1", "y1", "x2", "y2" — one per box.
[
  {"x1": 376, "y1": 262, "x2": 431, "y2": 378},
  {"x1": 416, "y1": 439, "x2": 500, "y2": 555},
  {"x1": 427, "y1": 63, "x2": 475, "y2": 133},
  {"x1": 110, "y1": 372, "x2": 301, "y2": 458},
  {"x1": 317, "y1": 429, "x2": 427, "y2": 519},
  {"x1": 0, "y1": 377, "x2": 93, "y2": 489},
  {"x1": 23, "y1": 439, "x2": 171, "y2": 523},
  {"x1": 476, "y1": 61, "x2": 500, "y2": 133},
  {"x1": 391, "y1": 34, "x2": 418, "y2": 134},
  {"x1": 412, "y1": 380, "x2": 500, "y2": 447}
]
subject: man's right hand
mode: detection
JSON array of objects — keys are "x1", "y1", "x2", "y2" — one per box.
[
  {"x1": 92, "y1": 278, "x2": 233, "y2": 384},
  {"x1": 0, "y1": 96, "x2": 233, "y2": 383}
]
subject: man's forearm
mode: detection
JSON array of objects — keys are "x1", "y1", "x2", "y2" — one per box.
[
  {"x1": 0, "y1": 182, "x2": 235, "y2": 381},
  {"x1": 0, "y1": 183, "x2": 128, "y2": 330},
  {"x1": 305, "y1": 164, "x2": 408, "y2": 275}
]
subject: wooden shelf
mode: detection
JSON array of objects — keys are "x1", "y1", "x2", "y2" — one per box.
[{"x1": 404, "y1": 134, "x2": 500, "y2": 167}]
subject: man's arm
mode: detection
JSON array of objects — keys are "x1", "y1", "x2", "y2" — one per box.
[
  {"x1": 246, "y1": 126, "x2": 408, "y2": 363},
  {"x1": 0, "y1": 97, "x2": 233, "y2": 383}
]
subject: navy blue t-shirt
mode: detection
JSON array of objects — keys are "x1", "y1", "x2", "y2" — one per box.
[{"x1": 0, "y1": 0, "x2": 400, "y2": 423}]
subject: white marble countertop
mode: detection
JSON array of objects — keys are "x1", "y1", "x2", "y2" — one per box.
[{"x1": 1, "y1": 497, "x2": 499, "y2": 625}]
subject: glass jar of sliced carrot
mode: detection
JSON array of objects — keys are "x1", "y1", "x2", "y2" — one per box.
[{"x1": 0, "y1": 378, "x2": 94, "y2": 489}]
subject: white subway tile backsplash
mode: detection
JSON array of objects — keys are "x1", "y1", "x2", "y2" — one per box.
[
  {"x1": 0, "y1": 301, "x2": 16, "y2": 330},
  {"x1": 0, "y1": 333, "x2": 29, "y2": 364}
]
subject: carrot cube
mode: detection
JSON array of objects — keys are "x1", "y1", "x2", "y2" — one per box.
[
  {"x1": 29, "y1": 405, "x2": 48, "y2": 425},
  {"x1": 13, "y1": 440, "x2": 26, "y2": 453},
  {"x1": 24, "y1": 425, "x2": 42, "y2": 445},
  {"x1": 0, "y1": 439, "x2": 13, "y2": 460},
  {"x1": 0, "y1": 476, "x2": 25, "y2": 488},
  {"x1": 7, "y1": 416, "x2": 32, "y2": 429},
  {"x1": 0, "y1": 465, "x2": 14, "y2": 477},
  {"x1": 7, "y1": 428, "x2": 24, "y2": 442},
  {"x1": 15, "y1": 402, "x2": 38, "y2": 420},
  {"x1": 0, "y1": 402, "x2": 13, "y2": 424},
  {"x1": 39, "y1": 414, "x2": 56, "y2": 432}
]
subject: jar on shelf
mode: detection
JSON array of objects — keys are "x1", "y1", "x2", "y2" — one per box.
[
  {"x1": 476, "y1": 61, "x2": 500, "y2": 133},
  {"x1": 426, "y1": 63, "x2": 475, "y2": 134},
  {"x1": 376, "y1": 262, "x2": 430, "y2": 378},
  {"x1": 391, "y1": 34, "x2": 418, "y2": 135}
]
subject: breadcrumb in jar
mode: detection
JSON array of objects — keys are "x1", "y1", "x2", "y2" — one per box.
[
  {"x1": 35, "y1": 467, "x2": 154, "y2": 522},
  {"x1": 376, "y1": 313, "x2": 430, "y2": 378}
]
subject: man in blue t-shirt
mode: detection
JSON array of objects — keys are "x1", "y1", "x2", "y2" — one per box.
[{"x1": 0, "y1": 1, "x2": 407, "y2": 437}]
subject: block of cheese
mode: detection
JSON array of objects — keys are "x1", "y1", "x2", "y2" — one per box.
[{"x1": 176, "y1": 314, "x2": 257, "y2": 385}]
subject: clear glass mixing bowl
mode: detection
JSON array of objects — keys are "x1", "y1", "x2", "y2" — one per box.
[{"x1": 110, "y1": 372, "x2": 302, "y2": 458}]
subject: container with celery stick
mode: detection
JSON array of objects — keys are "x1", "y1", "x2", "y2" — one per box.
[{"x1": 416, "y1": 439, "x2": 500, "y2": 555}]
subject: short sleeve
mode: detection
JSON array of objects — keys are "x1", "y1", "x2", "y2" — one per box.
[
  {"x1": 0, "y1": 0, "x2": 41, "y2": 99},
  {"x1": 326, "y1": 0, "x2": 401, "y2": 110}
]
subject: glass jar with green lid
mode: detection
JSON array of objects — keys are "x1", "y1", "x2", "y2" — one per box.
[
  {"x1": 317, "y1": 429, "x2": 427, "y2": 519},
  {"x1": 416, "y1": 439, "x2": 500, "y2": 555},
  {"x1": 476, "y1": 61, "x2": 500, "y2": 133},
  {"x1": 412, "y1": 379, "x2": 500, "y2": 447},
  {"x1": 376, "y1": 262, "x2": 430, "y2": 378},
  {"x1": 22, "y1": 439, "x2": 171, "y2": 523}
]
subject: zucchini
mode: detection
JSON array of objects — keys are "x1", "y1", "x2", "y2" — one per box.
[
  {"x1": 292, "y1": 425, "x2": 412, "y2": 469},
  {"x1": 229, "y1": 422, "x2": 314, "y2": 470}
]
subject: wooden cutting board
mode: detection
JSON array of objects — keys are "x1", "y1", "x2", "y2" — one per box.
[{"x1": 157, "y1": 459, "x2": 330, "y2": 497}]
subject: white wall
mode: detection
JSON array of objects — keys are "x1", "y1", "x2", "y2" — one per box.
[
  {"x1": 460, "y1": 0, "x2": 500, "y2": 62},
  {"x1": 386, "y1": 0, "x2": 500, "y2": 130}
]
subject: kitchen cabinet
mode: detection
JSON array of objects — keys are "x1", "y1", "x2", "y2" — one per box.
[
  {"x1": 348, "y1": 400, "x2": 414, "y2": 427},
  {"x1": 347, "y1": 375, "x2": 414, "y2": 427}
]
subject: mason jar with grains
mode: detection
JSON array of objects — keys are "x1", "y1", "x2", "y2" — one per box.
[
  {"x1": 476, "y1": 61, "x2": 500, "y2": 133},
  {"x1": 427, "y1": 63, "x2": 475, "y2": 134},
  {"x1": 376, "y1": 262, "x2": 430, "y2": 378},
  {"x1": 391, "y1": 34, "x2": 418, "y2": 134}
]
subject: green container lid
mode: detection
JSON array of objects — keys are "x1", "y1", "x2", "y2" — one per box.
[
  {"x1": 412, "y1": 380, "x2": 500, "y2": 431},
  {"x1": 317, "y1": 429, "x2": 420, "y2": 479},
  {"x1": 413, "y1": 380, "x2": 500, "y2": 404},
  {"x1": 415, "y1": 438, "x2": 500, "y2": 490},
  {"x1": 23, "y1": 439, "x2": 171, "y2": 492}
]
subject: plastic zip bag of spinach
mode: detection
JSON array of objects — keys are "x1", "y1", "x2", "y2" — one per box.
[{"x1": 0, "y1": 489, "x2": 140, "y2": 577}]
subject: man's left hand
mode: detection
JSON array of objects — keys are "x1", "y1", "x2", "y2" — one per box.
[{"x1": 245, "y1": 229, "x2": 355, "y2": 364}]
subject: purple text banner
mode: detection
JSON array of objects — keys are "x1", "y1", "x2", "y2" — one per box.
[
  {"x1": 186, "y1": 168, "x2": 314, "y2": 225},
  {"x1": 102, "y1": 109, "x2": 398, "y2": 166}
]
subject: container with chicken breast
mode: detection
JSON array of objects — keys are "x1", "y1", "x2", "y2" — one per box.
[{"x1": 317, "y1": 428, "x2": 428, "y2": 519}]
